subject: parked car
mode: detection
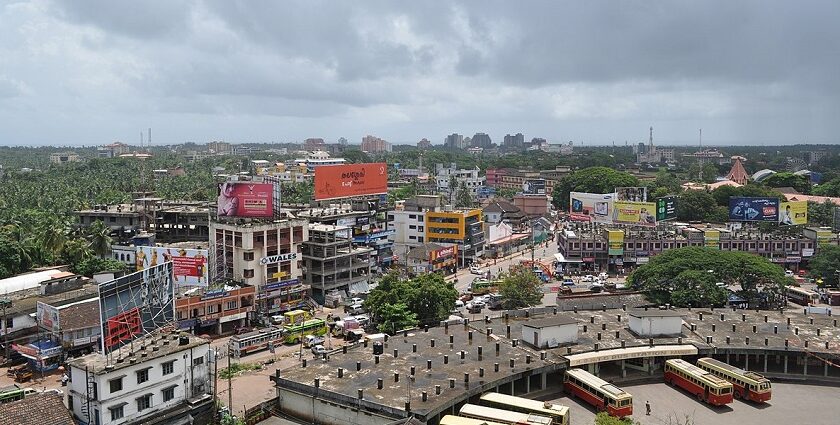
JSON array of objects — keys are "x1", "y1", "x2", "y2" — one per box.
[
  {"x1": 345, "y1": 304, "x2": 365, "y2": 315},
  {"x1": 454, "y1": 300, "x2": 465, "y2": 308},
  {"x1": 562, "y1": 278, "x2": 575, "y2": 286},
  {"x1": 581, "y1": 275, "x2": 595, "y2": 283},
  {"x1": 470, "y1": 265, "x2": 484, "y2": 275},
  {"x1": 354, "y1": 314, "x2": 371, "y2": 328},
  {"x1": 303, "y1": 334, "x2": 325, "y2": 348},
  {"x1": 311, "y1": 344, "x2": 328, "y2": 356},
  {"x1": 785, "y1": 270, "x2": 795, "y2": 277}
]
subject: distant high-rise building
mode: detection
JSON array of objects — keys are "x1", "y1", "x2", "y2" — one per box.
[
  {"x1": 444, "y1": 133, "x2": 465, "y2": 150},
  {"x1": 361, "y1": 135, "x2": 392, "y2": 153},
  {"x1": 471, "y1": 133, "x2": 492, "y2": 149},
  {"x1": 503, "y1": 133, "x2": 525, "y2": 149},
  {"x1": 417, "y1": 138, "x2": 432, "y2": 149},
  {"x1": 530, "y1": 137, "x2": 547, "y2": 146},
  {"x1": 304, "y1": 138, "x2": 325, "y2": 151}
]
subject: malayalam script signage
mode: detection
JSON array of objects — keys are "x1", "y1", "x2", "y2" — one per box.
[
  {"x1": 779, "y1": 201, "x2": 808, "y2": 226},
  {"x1": 217, "y1": 182, "x2": 274, "y2": 217},
  {"x1": 36, "y1": 302, "x2": 60, "y2": 333},
  {"x1": 613, "y1": 201, "x2": 657, "y2": 226},
  {"x1": 431, "y1": 245, "x2": 458, "y2": 261},
  {"x1": 566, "y1": 345, "x2": 698, "y2": 366},
  {"x1": 314, "y1": 163, "x2": 388, "y2": 200},
  {"x1": 729, "y1": 197, "x2": 779, "y2": 222},
  {"x1": 259, "y1": 252, "x2": 298, "y2": 266},
  {"x1": 656, "y1": 196, "x2": 677, "y2": 221},
  {"x1": 569, "y1": 192, "x2": 615, "y2": 223},
  {"x1": 136, "y1": 246, "x2": 208, "y2": 287},
  {"x1": 99, "y1": 263, "x2": 175, "y2": 353},
  {"x1": 522, "y1": 179, "x2": 546, "y2": 195},
  {"x1": 704, "y1": 230, "x2": 720, "y2": 249}
]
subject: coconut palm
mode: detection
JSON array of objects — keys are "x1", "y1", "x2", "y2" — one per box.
[{"x1": 86, "y1": 220, "x2": 113, "y2": 257}]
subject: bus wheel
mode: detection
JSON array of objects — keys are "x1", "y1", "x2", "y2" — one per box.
[
  {"x1": 734, "y1": 391, "x2": 741, "y2": 400},
  {"x1": 696, "y1": 393, "x2": 704, "y2": 402}
]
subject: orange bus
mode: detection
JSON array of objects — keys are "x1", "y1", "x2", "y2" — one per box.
[
  {"x1": 563, "y1": 368, "x2": 632, "y2": 418},
  {"x1": 664, "y1": 359, "x2": 733, "y2": 406},
  {"x1": 696, "y1": 357, "x2": 771, "y2": 402}
]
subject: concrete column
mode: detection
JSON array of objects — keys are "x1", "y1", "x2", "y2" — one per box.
[
  {"x1": 510, "y1": 381, "x2": 515, "y2": 396},
  {"x1": 763, "y1": 354, "x2": 768, "y2": 373},
  {"x1": 745, "y1": 354, "x2": 749, "y2": 371},
  {"x1": 541, "y1": 373, "x2": 547, "y2": 390},
  {"x1": 726, "y1": 352, "x2": 730, "y2": 364},
  {"x1": 621, "y1": 360, "x2": 627, "y2": 378},
  {"x1": 647, "y1": 358, "x2": 653, "y2": 376},
  {"x1": 825, "y1": 362, "x2": 829, "y2": 377},
  {"x1": 217, "y1": 321, "x2": 223, "y2": 334},
  {"x1": 525, "y1": 376, "x2": 531, "y2": 394},
  {"x1": 783, "y1": 355, "x2": 788, "y2": 374},
  {"x1": 587, "y1": 363, "x2": 595, "y2": 374},
  {"x1": 804, "y1": 357, "x2": 808, "y2": 376}
]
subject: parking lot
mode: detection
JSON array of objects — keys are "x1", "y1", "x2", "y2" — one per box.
[{"x1": 546, "y1": 381, "x2": 840, "y2": 425}]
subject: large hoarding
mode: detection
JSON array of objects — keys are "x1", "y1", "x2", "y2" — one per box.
[
  {"x1": 656, "y1": 196, "x2": 677, "y2": 221},
  {"x1": 779, "y1": 201, "x2": 808, "y2": 226},
  {"x1": 99, "y1": 263, "x2": 175, "y2": 353},
  {"x1": 613, "y1": 201, "x2": 657, "y2": 226},
  {"x1": 522, "y1": 179, "x2": 546, "y2": 195},
  {"x1": 704, "y1": 229, "x2": 720, "y2": 249},
  {"x1": 615, "y1": 187, "x2": 648, "y2": 202},
  {"x1": 607, "y1": 230, "x2": 624, "y2": 256},
  {"x1": 217, "y1": 182, "x2": 274, "y2": 217},
  {"x1": 314, "y1": 163, "x2": 388, "y2": 200},
  {"x1": 136, "y1": 246, "x2": 208, "y2": 287},
  {"x1": 729, "y1": 197, "x2": 780, "y2": 222},
  {"x1": 569, "y1": 192, "x2": 615, "y2": 223},
  {"x1": 36, "y1": 302, "x2": 60, "y2": 333}
]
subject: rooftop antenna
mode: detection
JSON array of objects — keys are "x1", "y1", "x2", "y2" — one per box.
[
  {"x1": 649, "y1": 126, "x2": 654, "y2": 150},
  {"x1": 699, "y1": 128, "x2": 702, "y2": 149}
]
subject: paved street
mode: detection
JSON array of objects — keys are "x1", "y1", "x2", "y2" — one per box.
[{"x1": 546, "y1": 381, "x2": 840, "y2": 425}]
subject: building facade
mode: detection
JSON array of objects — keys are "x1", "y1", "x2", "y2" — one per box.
[
  {"x1": 434, "y1": 163, "x2": 485, "y2": 198},
  {"x1": 426, "y1": 208, "x2": 484, "y2": 267},
  {"x1": 50, "y1": 152, "x2": 80, "y2": 164},
  {"x1": 444, "y1": 133, "x2": 465, "y2": 150},
  {"x1": 360, "y1": 135, "x2": 392, "y2": 153},
  {"x1": 175, "y1": 284, "x2": 256, "y2": 334},
  {"x1": 301, "y1": 224, "x2": 373, "y2": 301}
]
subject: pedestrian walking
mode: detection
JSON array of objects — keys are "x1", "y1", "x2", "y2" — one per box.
[{"x1": 645, "y1": 401, "x2": 651, "y2": 415}]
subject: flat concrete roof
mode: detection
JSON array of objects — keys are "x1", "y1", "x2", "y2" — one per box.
[
  {"x1": 68, "y1": 331, "x2": 208, "y2": 373},
  {"x1": 521, "y1": 316, "x2": 578, "y2": 328},
  {"x1": 628, "y1": 308, "x2": 685, "y2": 318}
]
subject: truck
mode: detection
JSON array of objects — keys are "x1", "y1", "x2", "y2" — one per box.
[{"x1": 332, "y1": 317, "x2": 361, "y2": 337}]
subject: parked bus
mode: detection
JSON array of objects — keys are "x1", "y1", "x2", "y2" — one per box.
[
  {"x1": 786, "y1": 286, "x2": 820, "y2": 306},
  {"x1": 696, "y1": 357, "x2": 771, "y2": 402},
  {"x1": 479, "y1": 392, "x2": 570, "y2": 425},
  {"x1": 230, "y1": 327, "x2": 286, "y2": 357},
  {"x1": 563, "y1": 368, "x2": 633, "y2": 418},
  {"x1": 0, "y1": 386, "x2": 36, "y2": 404},
  {"x1": 283, "y1": 318, "x2": 328, "y2": 344},
  {"x1": 459, "y1": 404, "x2": 553, "y2": 425},
  {"x1": 439, "y1": 415, "x2": 507, "y2": 425},
  {"x1": 664, "y1": 359, "x2": 733, "y2": 406}
]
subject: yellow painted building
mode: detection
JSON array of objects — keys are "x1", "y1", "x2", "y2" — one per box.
[{"x1": 425, "y1": 208, "x2": 484, "y2": 267}]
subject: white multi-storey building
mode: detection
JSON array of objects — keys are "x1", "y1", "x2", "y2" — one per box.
[
  {"x1": 434, "y1": 163, "x2": 485, "y2": 198},
  {"x1": 387, "y1": 204, "x2": 427, "y2": 259},
  {"x1": 66, "y1": 332, "x2": 213, "y2": 425}
]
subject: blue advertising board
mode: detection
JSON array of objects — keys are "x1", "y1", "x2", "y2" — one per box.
[{"x1": 728, "y1": 197, "x2": 780, "y2": 222}]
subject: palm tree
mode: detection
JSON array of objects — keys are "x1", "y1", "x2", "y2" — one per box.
[{"x1": 86, "y1": 220, "x2": 113, "y2": 257}]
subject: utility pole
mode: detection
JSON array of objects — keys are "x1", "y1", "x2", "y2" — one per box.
[
  {"x1": 227, "y1": 342, "x2": 232, "y2": 417},
  {"x1": 213, "y1": 347, "x2": 219, "y2": 425},
  {"x1": 0, "y1": 298, "x2": 10, "y2": 359}
]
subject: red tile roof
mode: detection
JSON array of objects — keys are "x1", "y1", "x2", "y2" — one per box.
[
  {"x1": 0, "y1": 393, "x2": 75, "y2": 425},
  {"x1": 726, "y1": 158, "x2": 749, "y2": 185}
]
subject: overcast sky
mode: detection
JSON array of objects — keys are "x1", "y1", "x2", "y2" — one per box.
[{"x1": 1, "y1": 1, "x2": 839, "y2": 147}]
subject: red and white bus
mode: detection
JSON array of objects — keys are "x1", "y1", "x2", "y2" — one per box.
[
  {"x1": 664, "y1": 359, "x2": 733, "y2": 406},
  {"x1": 696, "y1": 357, "x2": 771, "y2": 402},
  {"x1": 563, "y1": 368, "x2": 633, "y2": 418}
]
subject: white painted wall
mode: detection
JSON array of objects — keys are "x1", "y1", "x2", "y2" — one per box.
[
  {"x1": 521, "y1": 324, "x2": 578, "y2": 349},
  {"x1": 277, "y1": 387, "x2": 396, "y2": 425},
  {"x1": 628, "y1": 315, "x2": 682, "y2": 336}
]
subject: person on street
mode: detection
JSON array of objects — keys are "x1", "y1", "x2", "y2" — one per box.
[{"x1": 646, "y1": 401, "x2": 651, "y2": 415}]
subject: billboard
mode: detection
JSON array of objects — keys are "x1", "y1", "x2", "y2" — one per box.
[
  {"x1": 314, "y1": 163, "x2": 388, "y2": 200},
  {"x1": 728, "y1": 197, "x2": 780, "y2": 222},
  {"x1": 522, "y1": 179, "x2": 546, "y2": 195},
  {"x1": 430, "y1": 245, "x2": 458, "y2": 261},
  {"x1": 99, "y1": 263, "x2": 175, "y2": 353},
  {"x1": 704, "y1": 229, "x2": 720, "y2": 249},
  {"x1": 779, "y1": 201, "x2": 808, "y2": 226},
  {"x1": 656, "y1": 196, "x2": 677, "y2": 221},
  {"x1": 569, "y1": 192, "x2": 615, "y2": 223},
  {"x1": 607, "y1": 230, "x2": 624, "y2": 256},
  {"x1": 217, "y1": 182, "x2": 274, "y2": 217},
  {"x1": 136, "y1": 246, "x2": 208, "y2": 287},
  {"x1": 613, "y1": 201, "x2": 657, "y2": 226},
  {"x1": 36, "y1": 302, "x2": 60, "y2": 333},
  {"x1": 615, "y1": 187, "x2": 648, "y2": 202}
]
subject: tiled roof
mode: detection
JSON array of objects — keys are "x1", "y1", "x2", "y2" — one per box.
[
  {"x1": 0, "y1": 393, "x2": 75, "y2": 425},
  {"x1": 59, "y1": 299, "x2": 100, "y2": 331},
  {"x1": 726, "y1": 158, "x2": 749, "y2": 185}
]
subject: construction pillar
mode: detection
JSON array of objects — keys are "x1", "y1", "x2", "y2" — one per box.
[
  {"x1": 804, "y1": 357, "x2": 808, "y2": 376},
  {"x1": 745, "y1": 354, "x2": 749, "y2": 371},
  {"x1": 783, "y1": 355, "x2": 788, "y2": 374},
  {"x1": 763, "y1": 354, "x2": 768, "y2": 373},
  {"x1": 525, "y1": 376, "x2": 531, "y2": 394},
  {"x1": 541, "y1": 373, "x2": 547, "y2": 390},
  {"x1": 621, "y1": 360, "x2": 627, "y2": 378}
]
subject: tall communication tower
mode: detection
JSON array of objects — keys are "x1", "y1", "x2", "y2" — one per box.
[{"x1": 649, "y1": 126, "x2": 654, "y2": 150}]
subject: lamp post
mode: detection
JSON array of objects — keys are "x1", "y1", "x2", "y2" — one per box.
[{"x1": 0, "y1": 298, "x2": 10, "y2": 359}]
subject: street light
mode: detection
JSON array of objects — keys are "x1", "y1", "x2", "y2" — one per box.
[{"x1": 0, "y1": 298, "x2": 10, "y2": 359}]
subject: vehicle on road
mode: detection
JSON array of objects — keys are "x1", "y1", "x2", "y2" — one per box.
[
  {"x1": 786, "y1": 286, "x2": 820, "y2": 306},
  {"x1": 664, "y1": 358, "x2": 733, "y2": 406},
  {"x1": 311, "y1": 344, "x2": 327, "y2": 356},
  {"x1": 0, "y1": 386, "x2": 36, "y2": 404},
  {"x1": 303, "y1": 334, "x2": 325, "y2": 348},
  {"x1": 466, "y1": 301, "x2": 483, "y2": 313},
  {"x1": 581, "y1": 275, "x2": 595, "y2": 283},
  {"x1": 564, "y1": 368, "x2": 633, "y2": 417},
  {"x1": 469, "y1": 278, "x2": 500, "y2": 296},
  {"x1": 230, "y1": 327, "x2": 286, "y2": 357},
  {"x1": 459, "y1": 403, "x2": 554, "y2": 425},
  {"x1": 486, "y1": 293, "x2": 503, "y2": 310},
  {"x1": 785, "y1": 270, "x2": 795, "y2": 277},
  {"x1": 455, "y1": 300, "x2": 465, "y2": 308},
  {"x1": 470, "y1": 265, "x2": 484, "y2": 275},
  {"x1": 479, "y1": 392, "x2": 570, "y2": 425},
  {"x1": 345, "y1": 304, "x2": 365, "y2": 315},
  {"x1": 696, "y1": 357, "x2": 771, "y2": 402}
]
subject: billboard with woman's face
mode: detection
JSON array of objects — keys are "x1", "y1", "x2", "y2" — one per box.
[{"x1": 217, "y1": 182, "x2": 274, "y2": 217}]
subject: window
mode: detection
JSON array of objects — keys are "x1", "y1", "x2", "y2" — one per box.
[
  {"x1": 409, "y1": 236, "x2": 416, "y2": 240},
  {"x1": 243, "y1": 252, "x2": 254, "y2": 261},
  {"x1": 109, "y1": 217, "x2": 116, "y2": 223},
  {"x1": 409, "y1": 225, "x2": 416, "y2": 230},
  {"x1": 409, "y1": 215, "x2": 416, "y2": 219},
  {"x1": 225, "y1": 301, "x2": 237, "y2": 310},
  {"x1": 4, "y1": 317, "x2": 12, "y2": 329},
  {"x1": 109, "y1": 405, "x2": 124, "y2": 421},
  {"x1": 136, "y1": 394, "x2": 152, "y2": 411},
  {"x1": 418, "y1": 237, "x2": 424, "y2": 243},
  {"x1": 109, "y1": 377, "x2": 123, "y2": 393},
  {"x1": 387, "y1": 214, "x2": 394, "y2": 220},
  {"x1": 162, "y1": 386, "x2": 176, "y2": 402},
  {"x1": 243, "y1": 269, "x2": 255, "y2": 279},
  {"x1": 418, "y1": 226, "x2": 424, "y2": 232},
  {"x1": 193, "y1": 357, "x2": 204, "y2": 366},
  {"x1": 162, "y1": 360, "x2": 175, "y2": 375},
  {"x1": 136, "y1": 368, "x2": 149, "y2": 384}
]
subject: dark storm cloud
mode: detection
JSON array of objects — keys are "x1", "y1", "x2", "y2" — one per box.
[{"x1": 0, "y1": 1, "x2": 838, "y2": 145}]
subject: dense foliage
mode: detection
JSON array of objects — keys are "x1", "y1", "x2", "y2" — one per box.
[
  {"x1": 808, "y1": 245, "x2": 840, "y2": 287},
  {"x1": 497, "y1": 265, "x2": 544, "y2": 309},
  {"x1": 551, "y1": 167, "x2": 640, "y2": 209},
  {"x1": 628, "y1": 247, "x2": 790, "y2": 308},
  {"x1": 364, "y1": 272, "x2": 458, "y2": 331}
]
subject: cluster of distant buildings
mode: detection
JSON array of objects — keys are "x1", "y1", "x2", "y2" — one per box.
[{"x1": 441, "y1": 132, "x2": 574, "y2": 154}]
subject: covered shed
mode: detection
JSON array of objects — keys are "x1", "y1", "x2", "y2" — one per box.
[
  {"x1": 628, "y1": 309, "x2": 684, "y2": 337},
  {"x1": 521, "y1": 316, "x2": 579, "y2": 349}
]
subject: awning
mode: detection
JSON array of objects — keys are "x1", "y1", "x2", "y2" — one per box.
[
  {"x1": 554, "y1": 253, "x2": 582, "y2": 263},
  {"x1": 488, "y1": 233, "x2": 529, "y2": 246}
]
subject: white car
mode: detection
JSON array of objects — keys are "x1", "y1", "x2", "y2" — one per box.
[
  {"x1": 785, "y1": 270, "x2": 794, "y2": 277},
  {"x1": 311, "y1": 345, "x2": 328, "y2": 356},
  {"x1": 581, "y1": 275, "x2": 595, "y2": 283},
  {"x1": 470, "y1": 265, "x2": 484, "y2": 275},
  {"x1": 454, "y1": 300, "x2": 465, "y2": 308}
]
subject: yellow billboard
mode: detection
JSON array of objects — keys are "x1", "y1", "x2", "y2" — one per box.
[
  {"x1": 607, "y1": 230, "x2": 624, "y2": 255},
  {"x1": 704, "y1": 229, "x2": 720, "y2": 249},
  {"x1": 779, "y1": 201, "x2": 807, "y2": 226},
  {"x1": 613, "y1": 201, "x2": 657, "y2": 226}
]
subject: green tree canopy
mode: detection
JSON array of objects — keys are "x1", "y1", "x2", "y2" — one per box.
[
  {"x1": 812, "y1": 177, "x2": 840, "y2": 197},
  {"x1": 498, "y1": 265, "x2": 544, "y2": 309},
  {"x1": 808, "y1": 245, "x2": 840, "y2": 287},
  {"x1": 455, "y1": 181, "x2": 474, "y2": 208},
  {"x1": 676, "y1": 190, "x2": 722, "y2": 222},
  {"x1": 365, "y1": 272, "x2": 458, "y2": 329},
  {"x1": 762, "y1": 172, "x2": 810, "y2": 194},
  {"x1": 807, "y1": 200, "x2": 836, "y2": 227},
  {"x1": 552, "y1": 167, "x2": 639, "y2": 210},
  {"x1": 628, "y1": 247, "x2": 790, "y2": 308},
  {"x1": 72, "y1": 257, "x2": 128, "y2": 277},
  {"x1": 376, "y1": 303, "x2": 418, "y2": 334}
]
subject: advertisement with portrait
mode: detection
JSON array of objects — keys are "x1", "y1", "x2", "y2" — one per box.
[
  {"x1": 613, "y1": 201, "x2": 657, "y2": 226},
  {"x1": 36, "y1": 302, "x2": 60, "y2": 333},
  {"x1": 656, "y1": 196, "x2": 678, "y2": 221},
  {"x1": 728, "y1": 197, "x2": 780, "y2": 222},
  {"x1": 135, "y1": 246, "x2": 208, "y2": 287},
  {"x1": 569, "y1": 192, "x2": 615, "y2": 223},
  {"x1": 615, "y1": 187, "x2": 648, "y2": 202},
  {"x1": 99, "y1": 263, "x2": 175, "y2": 353},
  {"x1": 314, "y1": 163, "x2": 388, "y2": 200},
  {"x1": 607, "y1": 230, "x2": 624, "y2": 256},
  {"x1": 217, "y1": 182, "x2": 274, "y2": 217},
  {"x1": 522, "y1": 179, "x2": 546, "y2": 195},
  {"x1": 778, "y1": 201, "x2": 808, "y2": 226}
]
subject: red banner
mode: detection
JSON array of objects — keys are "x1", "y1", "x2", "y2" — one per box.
[
  {"x1": 104, "y1": 308, "x2": 142, "y2": 350},
  {"x1": 314, "y1": 163, "x2": 388, "y2": 200},
  {"x1": 217, "y1": 182, "x2": 274, "y2": 217}
]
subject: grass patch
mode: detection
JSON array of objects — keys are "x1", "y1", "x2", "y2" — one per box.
[{"x1": 219, "y1": 362, "x2": 262, "y2": 379}]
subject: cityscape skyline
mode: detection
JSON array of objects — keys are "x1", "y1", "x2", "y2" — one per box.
[{"x1": 0, "y1": 2, "x2": 839, "y2": 146}]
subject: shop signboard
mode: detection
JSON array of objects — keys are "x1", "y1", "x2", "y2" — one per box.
[
  {"x1": 259, "y1": 252, "x2": 297, "y2": 266},
  {"x1": 36, "y1": 302, "x2": 60, "y2": 333},
  {"x1": 704, "y1": 230, "x2": 720, "y2": 249}
]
